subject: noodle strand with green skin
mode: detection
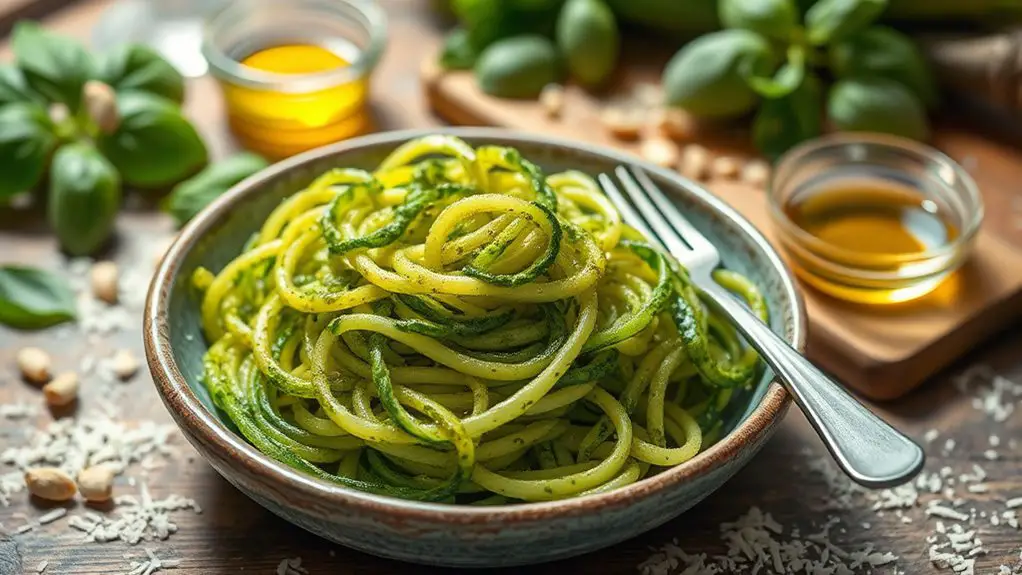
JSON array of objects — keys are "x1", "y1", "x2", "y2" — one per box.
[{"x1": 196, "y1": 136, "x2": 768, "y2": 503}]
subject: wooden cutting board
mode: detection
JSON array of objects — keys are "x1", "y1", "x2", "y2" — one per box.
[{"x1": 420, "y1": 51, "x2": 1022, "y2": 401}]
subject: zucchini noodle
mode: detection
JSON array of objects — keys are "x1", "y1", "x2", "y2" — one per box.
[{"x1": 196, "y1": 135, "x2": 768, "y2": 503}]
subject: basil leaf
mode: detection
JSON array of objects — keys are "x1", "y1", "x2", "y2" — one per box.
[
  {"x1": 98, "y1": 44, "x2": 185, "y2": 104},
  {"x1": 752, "y1": 73, "x2": 822, "y2": 159},
  {"x1": 0, "y1": 102, "x2": 56, "y2": 201},
  {"x1": 0, "y1": 265, "x2": 76, "y2": 329},
  {"x1": 164, "y1": 152, "x2": 269, "y2": 226},
  {"x1": 48, "y1": 142, "x2": 122, "y2": 256},
  {"x1": 12, "y1": 21, "x2": 94, "y2": 110},
  {"x1": 805, "y1": 0, "x2": 887, "y2": 46},
  {"x1": 827, "y1": 76, "x2": 929, "y2": 141},
  {"x1": 744, "y1": 45, "x2": 805, "y2": 99},
  {"x1": 829, "y1": 26, "x2": 937, "y2": 109},
  {"x1": 98, "y1": 91, "x2": 208, "y2": 188},
  {"x1": 718, "y1": 0, "x2": 799, "y2": 42},
  {"x1": 439, "y1": 28, "x2": 478, "y2": 70},
  {"x1": 663, "y1": 29, "x2": 779, "y2": 119},
  {"x1": 0, "y1": 65, "x2": 42, "y2": 107}
]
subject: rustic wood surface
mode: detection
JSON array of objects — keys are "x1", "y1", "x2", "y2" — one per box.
[
  {"x1": 423, "y1": 46, "x2": 1022, "y2": 402},
  {"x1": 1, "y1": 1, "x2": 1021, "y2": 574}
]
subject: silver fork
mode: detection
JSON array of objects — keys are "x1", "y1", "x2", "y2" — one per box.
[{"x1": 598, "y1": 165, "x2": 925, "y2": 488}]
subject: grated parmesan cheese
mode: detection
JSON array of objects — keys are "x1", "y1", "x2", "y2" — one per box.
[
  {"x1": 124, "y1": 548, "x2": 181, "y2": 575},
  {"x1": 0, "y1": 413, "x2": 176, "y2": 506},
  {"x1": 68, "y1": 481, "x2": 200, "y2": 545}
]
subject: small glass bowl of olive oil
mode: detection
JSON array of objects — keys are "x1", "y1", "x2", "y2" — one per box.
[
  {"x1": 201, "y1": 0, "x2": 386, "y2": 160},
  {"x1": 769, "y1": 133, "x2": 983, "y2": 305}
]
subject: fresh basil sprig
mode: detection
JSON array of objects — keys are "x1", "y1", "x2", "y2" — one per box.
[
  {"x1": 12, "y1": 22, "x2": 94, "y2": 111},
  {"x1": 0, "y1": 265, "x2": 77, "y2": 329},
  {"x1": 98, "y1": 44, "x2": 185, "y2": 104},
  {"x1": 164, "y1": 152, "x2": 269, "y2": 226},
  {"x1": 0, "y1": 102, "x2": 56, "y2": 201},
  {"x1": 98, "y1": 91, "x2": 207, "y2": 188},
  {"x1": 663, "y1": 0, "x2": 934, "y2": 158},
  {"x1": 0, "y1": 22, "x2": 210, "y2": 256},
  {"x1": 48, "y1": 142, "x2": 122, "y2": 256}
]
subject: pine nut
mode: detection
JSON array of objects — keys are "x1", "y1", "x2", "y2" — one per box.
[
  {"x1": 639, "y1": 137, "x2": 680, "y2": 169},
  {"x1": 83, "y1": 80, "x2": 119, "y2": 134},
  {"x1": 77, "y1": 465, "x2": 115, "y2": 503},
  {"x1": 91, "y1": 261, "x2": 119, "y2": 304},
  {"x1": 24, "y1": 467, "x2": 77, "y2": 501},
  {"x1": 710, "y1": 156, "x2": 741, "y2": 180},
  {"x1": 43, "y1": 372, "x2": 79, "y2": 407},
  {"x1": 654, "y1": 108, "x2": 698, "y2": 141},
  {"x1": 17, "y1": 347, "x2": 51, "y2": 384},
  {"x1": 539, "y1": 84, "x2": 564, "y2": 118},
  {"x1": 678, "y1": 145, "x2": 711, "y2": 181},
  {"x1": 112, "y1": 349, "x2": 139, "y2": 381},
  {"x1": 600, "y1": 107, "x2": 643, "y2": 140},
  {"x1": 740, "y1": 160, "x2": 771, "y2": 188}
]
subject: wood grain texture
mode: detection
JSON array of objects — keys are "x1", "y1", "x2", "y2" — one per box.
[
  {"x1": 0, "y1": 2, "x2": 1021, "y2": 574},
  {"x1": 423, "y1": 49, "x2": 1022, "y2": 401}
]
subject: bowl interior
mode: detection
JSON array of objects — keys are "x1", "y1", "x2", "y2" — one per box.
[{"x1": 161, "y1": 129, "x2": 801, "y2": 494}]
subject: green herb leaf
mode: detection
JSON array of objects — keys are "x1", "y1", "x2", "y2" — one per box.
[
  {"x1": 439, "y1": 28, "x2": 479, "y2": 70},
  {"x1": 752, "y1": 73, "x2": 822, "y2": 159},
  {"x1": 163, "y1": 152, "x2": 269, "y2": 226},
  {"x1": 744, "y1": 45, "x2": 805, "y2": 99},
  {"x1": 805, "y1": 0, "x2": 886, "y2": 46},
  {"x1": 0, "y1": 64, "x2": 42, "y2": 107},
  {"x1": 829, "y1": 26, "x2": 937, "y2": 109},
  {"x1": 98, "y1": 91, "x2": 208, "y2": 188},
  {"x1": 48, "y1": 142, "x2": 122, "y2": 256},
  {"x1": 98, "y1": 44, "x2": 185, "y2": 104},
  {"x1": 827, "y1": 76, "x2": 929, "y2": 141},
  {"x1": 12, "y1": 21, "x2": 94, "y2": 110},
  {"x1": 663, "y1": 29, "x2": 779, "y2": 119},
  {"x1": 0, "y1": 265, "x2": 77, "y2": 329},
  {"x1": 0, "y1": 102, "x2": 56, "y2": 201},
  {"x1": 718, "y1": 0, "x2": 799, "y2": 41}
]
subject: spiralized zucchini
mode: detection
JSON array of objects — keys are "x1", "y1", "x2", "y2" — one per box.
[{"x1": 196, "y1": 135, "x2": 767, "y2": 503}]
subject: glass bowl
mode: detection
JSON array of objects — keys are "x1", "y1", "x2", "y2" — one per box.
[
  {"x1": 201, "y1": 0, "x2": 387, "y2": 159},
  {"x1": 768, "y1": 133, "x2": 983, "y2": 305}
]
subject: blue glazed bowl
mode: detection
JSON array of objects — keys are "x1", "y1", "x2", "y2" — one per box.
[{"x1": 144, "y1": 128, "x2": 805, "y2": 568}]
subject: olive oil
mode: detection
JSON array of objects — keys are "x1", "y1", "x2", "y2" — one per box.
[
  {"x1": 784, "y1": 184, "x2": 957, "y2": 256},
  {"x1": 222, "y1": 42, "x2": 370, "y2": 159},
  {"x1": 781, "y1": 180, "x2": 959, "y2": 304}
]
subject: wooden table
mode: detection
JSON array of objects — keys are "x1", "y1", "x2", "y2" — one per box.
[{"x1": 1, "y1": 2, "x2": 1020, "y2": 574}]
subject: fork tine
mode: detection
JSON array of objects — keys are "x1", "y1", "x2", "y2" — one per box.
[
  {"x1": 596, "y1": 173, "x2": 662, "y2": 248},
  {"x1": 613, "y1": 166, "x2": 691, "y2": 256},
  {"x1": 629, "y1": 167, "x2": 715, "y2": 253}
]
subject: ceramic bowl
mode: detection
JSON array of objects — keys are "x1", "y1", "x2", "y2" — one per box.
[{"x1": 144, "y1": 127, "x2": 806, "y2": 568}]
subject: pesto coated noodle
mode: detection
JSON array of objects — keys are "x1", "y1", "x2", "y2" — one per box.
[{"x1": 196, "y1": 135, "x2": 768, "y2": 503}]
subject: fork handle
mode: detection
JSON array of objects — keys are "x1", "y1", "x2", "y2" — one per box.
[{"x1": 700, "y1": 281, "x2": 925, "y2": 488}]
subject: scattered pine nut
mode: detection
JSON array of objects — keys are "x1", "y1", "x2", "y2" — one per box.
[
  {"x1": 654, "y1": 108, "x2": 697, "y2": 141},
  {"x1": 639, "y1": 137, "x2": 680, "y2": 169},
  {"x1": 82, "y1": 80, "x2": 120, "y2": 134},
  {"x1": 24, "y1": 467, "x2": 77, "y2": 502},
  {"x1": 77, "y1": 465, "x2": 115, "y2": 503},
  {"x1": 112, "y1": 349, "x2": 139, "y2": 381},
  {"x1": 740, "y1": 160, "x2": 771, "y2": 188},
  {"x1": 710, "y1": 156, "x2": 741, "y2": 180},
  {"x1": 600, "y1": 107, "x2": 643, "y2": 140},
  {"x1": 90, "y1": 261, "x2": 119, "y2": 304},
  {"x1": 17, "y1": 347, "x2": 51, "y2": 384},
  {"x1": 678, "y1": 145, "x2": 711, "y2": 181},
  {"x1": 539, "y1": 84, "x2": 564, "y2": 118},
  {"x1": 42, "y1": 372, "x2": 79, "y2": 407}
]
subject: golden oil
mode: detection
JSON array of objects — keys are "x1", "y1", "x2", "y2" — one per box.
[
  {"x1": 221, "y1": 41, "x2": 371, "y2": 160},
  {"x1": 781, "y1": 180, "x2": 959, "y2": 304}
]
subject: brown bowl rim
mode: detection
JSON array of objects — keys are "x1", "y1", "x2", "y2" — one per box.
[{"x1": 144, "y1": 127, "x2": 806, "y2": 524}]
